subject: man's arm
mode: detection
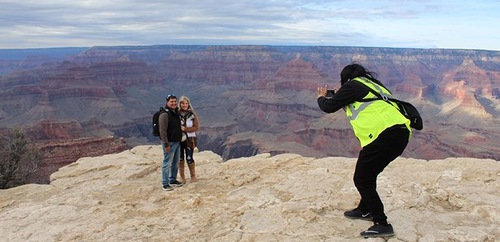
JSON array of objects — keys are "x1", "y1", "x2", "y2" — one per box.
[{"x1": 158, "y1": 112, "x2": 169, "y2": 145}]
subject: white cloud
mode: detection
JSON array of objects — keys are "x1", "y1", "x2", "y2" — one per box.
[{"x1": 0, "y1": 0, "x2": 499, "y2": 50}]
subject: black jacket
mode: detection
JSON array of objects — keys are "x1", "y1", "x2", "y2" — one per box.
[
  {"x1": 158, "y1": 107, "x2": 182, "y2": 143},
  {"x1": 317, "y1": 80, "x2": 370, "y2": 113}
]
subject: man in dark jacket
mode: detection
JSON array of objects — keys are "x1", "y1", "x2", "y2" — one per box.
[{"x1": 159, "y1": 94, "x2": 184, "y2": 191}]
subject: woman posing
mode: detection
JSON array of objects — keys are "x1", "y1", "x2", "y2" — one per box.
[{"x1": 178, "y1": 96, "x2": 200, "y2": 183}]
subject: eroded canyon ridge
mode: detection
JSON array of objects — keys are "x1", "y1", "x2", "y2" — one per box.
[{"x1": 0, "y1": 45, "x2": 499, "y2": 183}]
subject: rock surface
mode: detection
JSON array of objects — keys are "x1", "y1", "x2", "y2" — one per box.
[{"x1": 0, "y1": 145, "x2": 499, "y2": 242}]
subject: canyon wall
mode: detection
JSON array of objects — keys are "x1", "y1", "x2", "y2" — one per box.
[{"x1": 0, "y1": 45, "x2": 499, "y2": 183}]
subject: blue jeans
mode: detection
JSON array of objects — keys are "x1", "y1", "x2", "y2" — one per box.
[{"x1": 161, "y1": 142, "x2": 181, "y2": 186}]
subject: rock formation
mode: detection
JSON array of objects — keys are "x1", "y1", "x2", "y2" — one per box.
[
  {"x1": 0, "y1": 45, "x2": 499, "y2": 185},
  {"x1": 0, "y1": 146, "x2": 498, "y2": 241}
]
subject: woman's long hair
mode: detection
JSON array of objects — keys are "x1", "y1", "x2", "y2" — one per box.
[
  {"x1": 178, "y1": 96, "x2": 197, "y2": 116},
  {"x1": 340, "y1": 63, "x2": 388, "y2": 91}
]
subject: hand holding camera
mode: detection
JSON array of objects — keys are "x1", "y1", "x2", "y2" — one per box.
[
  {"x1": 326, "y1": 89, "x2": 335, "y2": 97},
  {"x1": 317, "y1": 85, "x2": 336, "y2": 98}
]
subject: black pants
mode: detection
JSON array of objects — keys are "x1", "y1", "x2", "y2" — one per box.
[
  {"x1": 180, "y1": 141, "x2": 195, "y2": 164},
  {"x1": 353, "y1": 124, "x2": 409, "y2": 224}
]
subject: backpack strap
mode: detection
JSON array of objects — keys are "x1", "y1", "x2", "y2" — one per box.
[{"x1": 356, "y1": 81, "x2": 400, "y2": 109}]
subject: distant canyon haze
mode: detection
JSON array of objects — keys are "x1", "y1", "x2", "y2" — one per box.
[{"x1": 0, "y1": 45, "x2": 499, "y2": 183}]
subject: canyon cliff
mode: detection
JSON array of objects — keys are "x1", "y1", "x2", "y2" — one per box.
[
  {"x1": 0, "y1": 146, "x2": 498, "y2": 241},
  {"x1": 0, "y1": 46, "x2": 499, "y2": 184}
]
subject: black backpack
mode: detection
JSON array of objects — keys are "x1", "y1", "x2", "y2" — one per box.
[{"x1": 152, "y1": 107, "x2": 167, "y2": 137}]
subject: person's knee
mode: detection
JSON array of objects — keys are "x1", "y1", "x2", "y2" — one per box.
[{"x1": 354, "y1": 176, "x2": 375, "y2": 190}]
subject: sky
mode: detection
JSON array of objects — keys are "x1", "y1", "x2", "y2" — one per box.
[{"x1": 1, "y1": 0, "x2": 499, "y2": 51}]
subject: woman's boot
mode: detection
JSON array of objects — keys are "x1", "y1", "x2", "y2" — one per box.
[
  {"x1": 178, "y1": 160, "x2": 186, "y2": 183},
  {"x1": 188, "y1": 162, "x2": 197, "y2": 182}
]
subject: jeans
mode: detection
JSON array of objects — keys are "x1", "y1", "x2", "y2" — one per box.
[{"x1": 161, "y1": 141, "x2": 181, "y2": 186}]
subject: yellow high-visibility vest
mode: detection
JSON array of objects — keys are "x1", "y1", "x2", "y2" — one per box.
[{"x1": 345, "y1": 77, "x2": 412, "y2": 147}]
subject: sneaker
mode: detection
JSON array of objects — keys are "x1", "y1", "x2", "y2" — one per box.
[
  {"x1": 344, "y1": 208, "x2": 373, "y2": 220},
  {"x1": 162, "y1": 185, "x2": 174, "y2": 191},
  {"x1": 360, "y1": 223, "x2": 394, "y2": 238},
  {"x1": 169, "y1": 180, "x2": 184, "y2": 187}
]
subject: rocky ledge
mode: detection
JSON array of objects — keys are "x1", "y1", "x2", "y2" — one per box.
[{"x1": 0, "y1": 146, "x2": 498, "y2": 241}]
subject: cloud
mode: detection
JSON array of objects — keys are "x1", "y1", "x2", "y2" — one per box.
[{"x1": 0, "y1": 0, "x2": 499, "y2": 50}]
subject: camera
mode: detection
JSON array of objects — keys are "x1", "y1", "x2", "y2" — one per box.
[{"x1": 326, "y1": 89, "x2": 335, "y2": 97}]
